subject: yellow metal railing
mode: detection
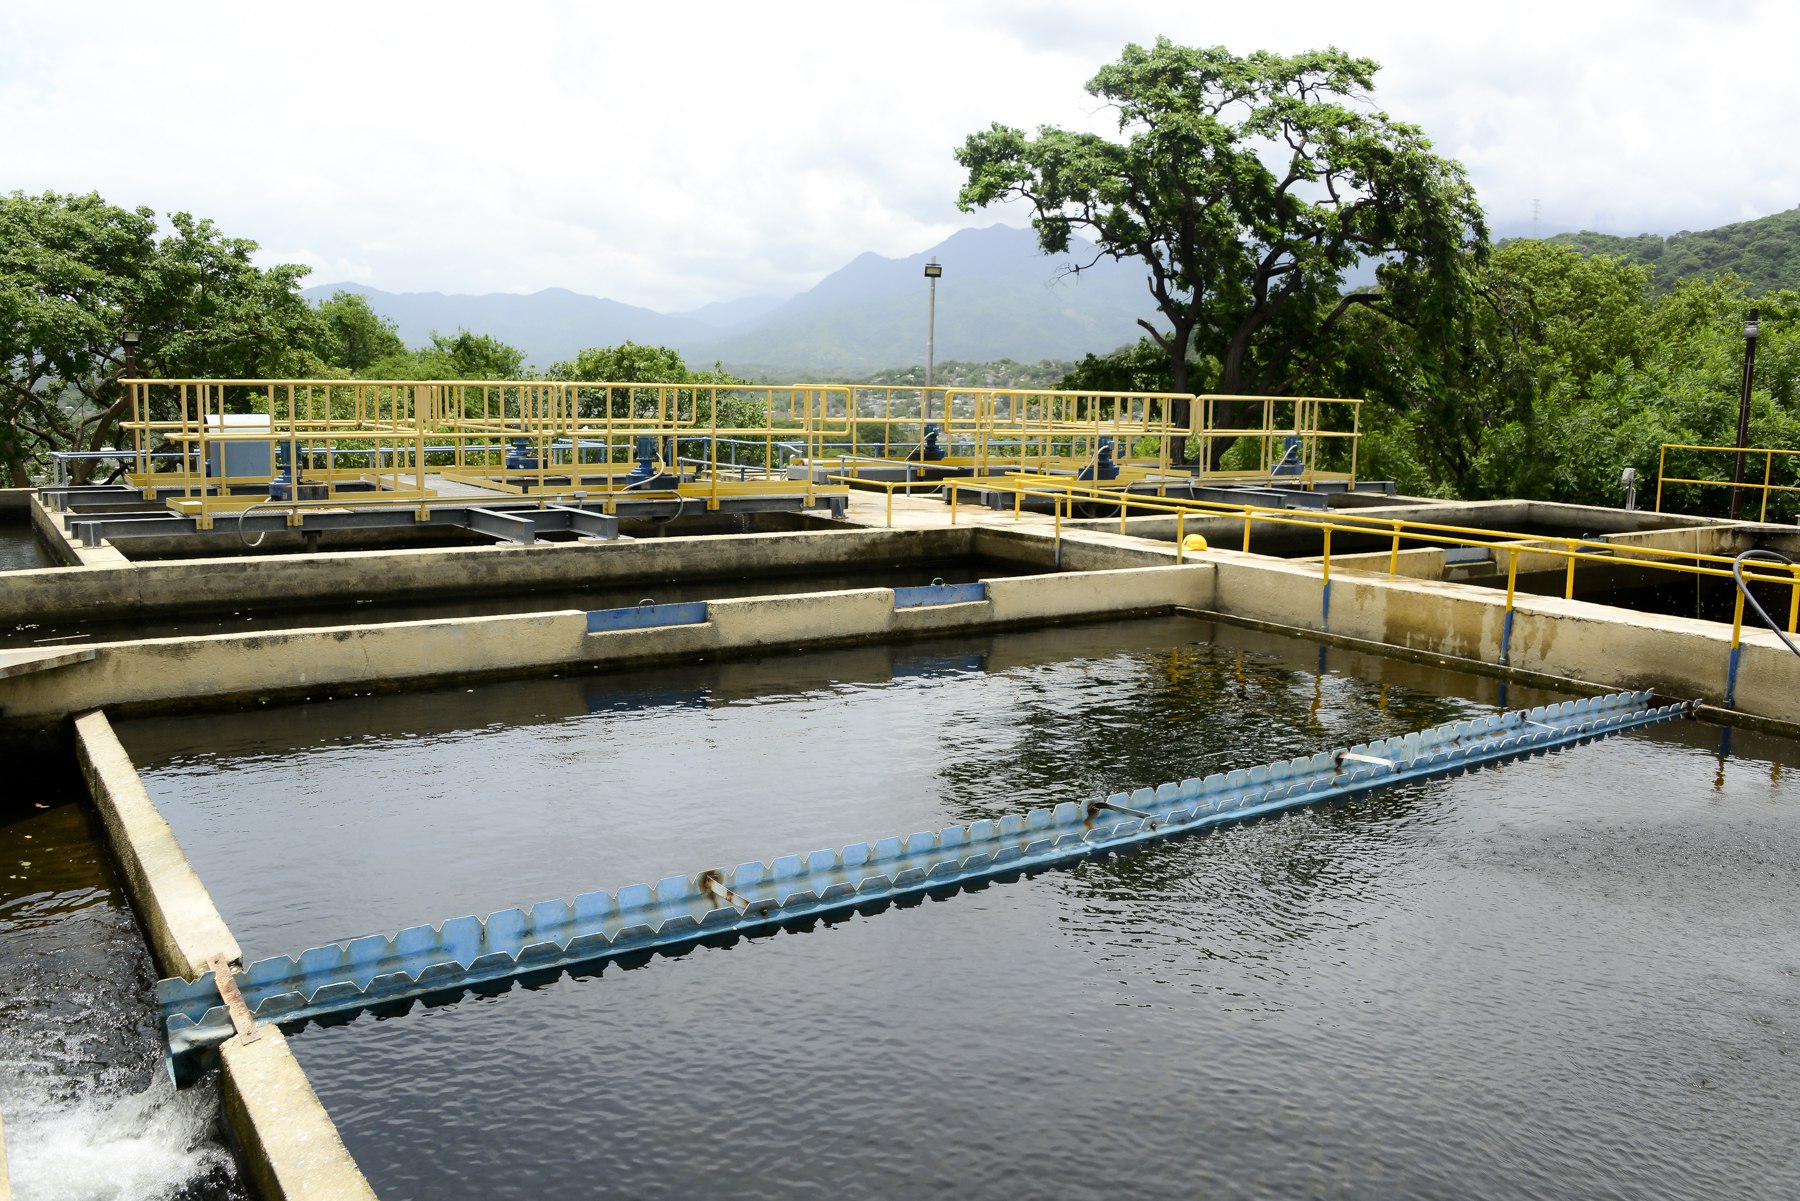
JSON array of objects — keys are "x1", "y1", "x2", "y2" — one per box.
[
  {"x1": 944, "y1": 478, "x2": 1800, "y2": 660},
  {"x1": 117, "y1": 377, "x2": 1369, "y2": 520},
  {"x1": 116, "y1": 378, "x2": 847, "y2": 521},
  {"x1": 1656, "y1": 443, "x2": 1800, "y2": 522}
]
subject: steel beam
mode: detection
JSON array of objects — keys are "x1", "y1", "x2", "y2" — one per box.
[{"x1": 463, "y1": 507, "x2": 538, "y2": 544}]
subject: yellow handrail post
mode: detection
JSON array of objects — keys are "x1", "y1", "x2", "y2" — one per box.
[
  {"x1": 1176, "y1": 511, "x2": 1185, "y2": 564},
  {"x1": 1241, "y1": 510, "x2": 1252, "y2": 553},
  {"x1": 1761, "y1": 450, "x2": 1774, "y2": 522},
  {"x1": 1564, "y1": 540, "x2": 1577, "y2": 600},
  {"x1": 1656, "y1": 444, "x2": 1667, "y2": 512},
  {"x1": 1789, "y1": 566, "x2": 1800, "y2": 635},
  {"x1": 1388, "y1": 522, "x2": 1401, "y2": 576},
  {"x1": 1321, "y1": 527, "x2": 1332, "y2": 585},
  {"x1": 950, "y1": 481, "x2": 958, "y2": 526}
]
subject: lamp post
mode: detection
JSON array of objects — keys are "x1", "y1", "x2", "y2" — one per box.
[
  {"x1": 121, "y1": 330, "x2": 140, "y2": 378},
  {"x1": 923, "y1": 257, "x2": 942, "y2": 421},
  {"x1": 1729, "y1": 307, "x2": 1760, "y2": 520}
]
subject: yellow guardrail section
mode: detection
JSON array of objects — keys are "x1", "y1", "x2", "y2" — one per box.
[
  {"x1": 117, "y1": 378, "x2": 848, "y2": 519},
  {"x1": 942, "y1": 478, "x2": 1800, "y2": 664},
  {"x1": 1657, "y1": 443, "x2": 1800, "y2": 522},
  {"x1": 116, "y1": 378, "x2": 1368, "y2": 518}
]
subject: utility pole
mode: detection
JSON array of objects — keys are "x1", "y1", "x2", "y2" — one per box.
[{"x1": 1729, "y1": 307, "x2": 1761, "y2": 520}]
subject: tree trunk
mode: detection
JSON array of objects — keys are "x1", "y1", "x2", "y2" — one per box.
[{"x1": 1166, "y1": 327, "x2": 1194, "y2": 467}]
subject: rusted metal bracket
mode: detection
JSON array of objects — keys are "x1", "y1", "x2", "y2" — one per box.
[
  {"x1": 205, "y1": 954, "x2": 259, "y2": 1044},
  {"x1": 697, "y1": 869, "x2": 755, "y2": 912}
]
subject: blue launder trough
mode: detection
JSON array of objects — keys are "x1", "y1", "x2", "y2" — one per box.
[{"x1": 156, "y1": 689, "x2": 1692, "y2": 1083}]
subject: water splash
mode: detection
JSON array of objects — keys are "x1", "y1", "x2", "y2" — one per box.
[
  {"x1": 0, "y1": 796, "x2": 246, "y2": 1201},
  {"x1": 5, "y1": 1076, "x2": 237, "y2": 1201}
]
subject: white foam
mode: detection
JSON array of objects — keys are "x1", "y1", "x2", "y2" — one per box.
[{"x1": 4, "y1": 1075, "x2": 236, "y2": 1201}]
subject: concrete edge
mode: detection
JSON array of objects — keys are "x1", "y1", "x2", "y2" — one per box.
[
  {"x1": 72, "y1": 709, "x2": 377, "y2": 1201},
  {"x1": 0, "y1": 647, "x2": 96, "y2": 680},
  {"x1": 219, "y1": 1027, "x2": 379, "y2": 1201},
  {"x1": 27, "y1": 493, "x2": 87, "y2": 566},
  {"x1": 73, "y1": 710, "x2": 241, "y2": 977},
  {"x1": 0, "y1": 1105, "x2": 9, "y2": 1201}
]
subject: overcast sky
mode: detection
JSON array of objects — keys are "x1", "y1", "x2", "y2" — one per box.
[{"x1": 3, "y1": 0, "x2": 1794, "y2": 311}]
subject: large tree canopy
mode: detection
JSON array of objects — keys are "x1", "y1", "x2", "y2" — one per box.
[
  {"x1": 1, "y1": 190, "x2": 326, "y2": 483},
  {"x1": 956, "y1": 39, "x2": 1489, "y2": 454}
]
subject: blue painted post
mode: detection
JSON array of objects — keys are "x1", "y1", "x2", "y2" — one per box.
[
  {"x1": 1725, "y1": 589, "x2": 1746, "y2": 708},
  {"x1": 1320, "y1": 528, "x2": 1333, "y2": 631}
]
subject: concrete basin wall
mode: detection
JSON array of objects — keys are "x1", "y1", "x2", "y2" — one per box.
[
  {"x1": 0, "y1": 525, "x2": 980, "y2": 625},
  {"x1": 1207, "y1": 551, "x2": 1798, "y2": 724},
  {"x1": 0, "y1": 564, "x2": 1217, "y2": 721}
]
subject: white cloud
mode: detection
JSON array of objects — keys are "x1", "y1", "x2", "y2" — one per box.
[{"x1": 2, "y1": 0, "x2": 1795, "y2": 309}]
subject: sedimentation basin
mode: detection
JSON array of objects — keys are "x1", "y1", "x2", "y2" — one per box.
[{"x1": 3, "y1": 471, "x2": 1798, "y2": 1200}]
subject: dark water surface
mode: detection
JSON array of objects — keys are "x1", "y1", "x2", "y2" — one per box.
[
  {"x1": 0, "y1": 758, "x2": 246, "y2": 1201},
  {"x1": 0, "y1": 557, "x2": 1024, "y2": 650},
  {"x1": 120, "y1": 618, "x2": 1800, "y2": 1200},
  {"x1": 0, "y1": 519, "x2": 57, "y2": 571}
]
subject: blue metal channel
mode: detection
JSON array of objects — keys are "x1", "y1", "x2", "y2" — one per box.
[
  {"x1": 1725, "y1": 643, "x2": 1742, "y2": 708},
  {"x1": 157, "y1": 690, "x2": 1690, "y2": 1083},
  {"x1": 586, "y1": 602, "x2": 709, "y2": 633},
  {"x1": 1501, "y1": 609, "x2": 1516, "y2": 665},
  {"x1": 893, "y1": 582, "x2": 987, "y2": 609}
]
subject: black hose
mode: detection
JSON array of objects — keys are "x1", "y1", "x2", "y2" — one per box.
[{"x1": 1732, "y1": 548, "x2": 1800, "y2": 660}]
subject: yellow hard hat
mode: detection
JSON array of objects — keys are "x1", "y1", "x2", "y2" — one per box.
[{"x1": 1182, "y1": 534, "x2": 1208, "y2": 552}]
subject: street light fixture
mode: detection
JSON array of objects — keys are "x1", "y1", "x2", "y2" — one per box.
[
  {"x1": 1729, "y1": 307, "x2": 1760, "y2": 520},
  {"x1": 121, "y1": 330, "x2": 141, "y2": 378},
  {"x1": 923, "y1": 258, "x2": 943, "y2": 409}
]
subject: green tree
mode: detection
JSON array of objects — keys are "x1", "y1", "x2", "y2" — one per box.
[
  {"x1": 546, "y1": 342, "x2": 762, "y2": 430},
  {"x1": 365, "y1": 329, "x2": 527, "y2": 380},
  {"x1": 546, "y1": 341, "x2": 689, "y2": 384},
  {"x1": 1057, "y1": 338, "x2": 1213, "y2": 394},
  {"x1": 316, "y1": 290, "x2": 405, "y2": 373},
  {"x1": 1340, "y1": 240, "x2": 1652, "y2": 494},
  {"x1": 956, "y1": 39, "x2": 1488, "y2": 459},
  {"x1": 1502, "y1": 277, "x2": 1800, "y2": 515},
  {"x1": 1, "y1": 191, "x2": 326, "y2": 484}
]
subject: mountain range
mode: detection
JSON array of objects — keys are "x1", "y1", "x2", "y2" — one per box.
[{"x1": 302, "y1": 225, "x2": 1152, "y2": 378}]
